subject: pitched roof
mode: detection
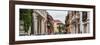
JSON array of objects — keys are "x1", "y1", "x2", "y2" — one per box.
[{"x1": 53, "y1": 20, "x2": 62, "y2": 23}]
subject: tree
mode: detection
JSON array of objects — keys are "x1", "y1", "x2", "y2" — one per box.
[{"x1": 20, "y1": 9, "x2": 33, "y2": 32}]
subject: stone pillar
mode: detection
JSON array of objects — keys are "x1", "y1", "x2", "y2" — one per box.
[
  {"x1": 80, "y1": 12, "x2": 83, "y2": 33},
  {"x1": 33, "y1": 12, "x2": 38, "y2": 35},
  {"x1": 75, "y1": 24, "x2": 78, "y2": 33},
  {"x1": 41, "y1": 19, "x2": 45, "y2": 34},
  {"x1": 87, "y1": 12, "x2": 90, "y2": 33}
]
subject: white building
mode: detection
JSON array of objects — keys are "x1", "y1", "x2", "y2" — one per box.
[{"x1": 32, "y1": 9, "x2": 48, "y2": 35}]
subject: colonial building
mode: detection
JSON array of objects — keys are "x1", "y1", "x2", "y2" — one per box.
[
  {"x1": 47, "y1": 14, "x2": 54, "y2": 34},
  {"x1": 65, "y1": 11, "x2": 89, "y2": 34},
  {"x1": 82, "y1": 11, "x2": 90, "y2": 33},
  {"x1": 53, "y1": 20, "x2": 65, "y2": 34},
  {"x1": 31, "y1": 9, "x2": 48, "y2": 35}
]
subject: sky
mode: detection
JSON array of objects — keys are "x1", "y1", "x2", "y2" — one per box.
[{"x1": 46, "y1": 10, "x2": 68, "y2": 24}]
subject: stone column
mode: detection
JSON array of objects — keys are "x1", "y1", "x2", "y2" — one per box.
[
  {"x1": 41, "y1": 19, "x2": 45, "y2": 34},
  {"x1": 87, "y1": 12, "x2": 90, "y2": 33},
  {"x1": 80, "y1": 12, "x2": 83, "y2": 33},
  {"x1": 33, "y1": 12, "x2": 38, "y2": 35}
]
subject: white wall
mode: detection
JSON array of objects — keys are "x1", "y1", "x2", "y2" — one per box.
[{"x1": 0, "y1": 0, "x2": 98, "y2": 45}]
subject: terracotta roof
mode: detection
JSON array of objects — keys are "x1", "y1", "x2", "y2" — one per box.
[
  {"x1": 47, "y1": 15, "x2": 53, "y2": 20},
  {"x1": 53, "y1": 20, "x2": 62, "y2": 23}
]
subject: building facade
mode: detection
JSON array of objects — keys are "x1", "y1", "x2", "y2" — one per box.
[
  {"x1": 47, "y1": 14, "x2": 54, "y2": 34},
  {"x1": 53, "y1": 20, "x2": 65, "y2": 34},
  {"x1": 65, "y1": 11, "x2": 90, "y2": 34},
  {"x1": 32, "y1": 9, "x2": 48, "y2": 35}
]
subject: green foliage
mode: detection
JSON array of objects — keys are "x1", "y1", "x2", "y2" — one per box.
[{"x1": 20, "y1": 9, "x2": 33, "y2": 32}]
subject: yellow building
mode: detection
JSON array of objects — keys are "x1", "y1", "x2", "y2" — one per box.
[{"x1": 53, "y1": 20, "x2": 63, "y2": 34}]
